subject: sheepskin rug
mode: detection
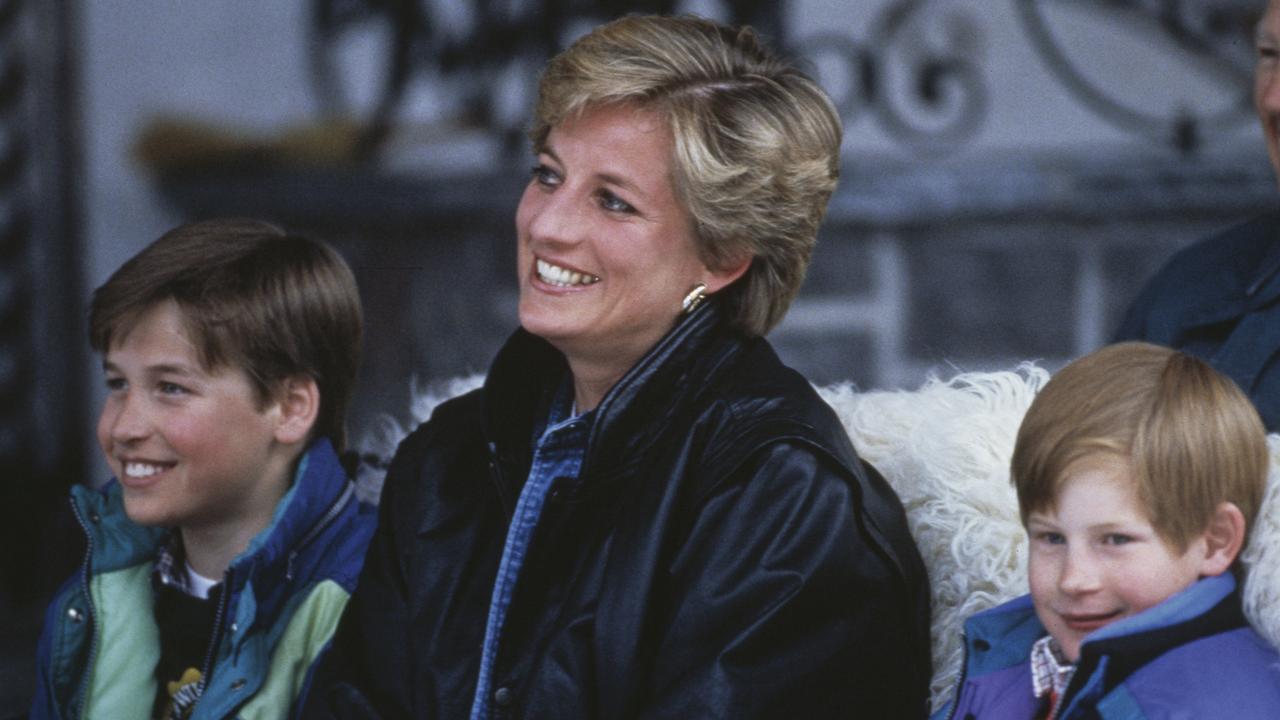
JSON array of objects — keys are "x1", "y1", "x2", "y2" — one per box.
[
  {"x1": 1242, "y1": 434, "x2": 1280, "y2": 659},
  {"x1": 368, "y1": 367, "x2": 1280, "y2": 712},
  {"x1": 820, "y1": 367, "x2": 1045, "y2": 707}
]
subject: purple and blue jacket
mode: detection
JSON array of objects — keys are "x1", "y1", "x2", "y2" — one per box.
[{"x1": 933, "y1": 573, "x2": 1280, "y2": 719}]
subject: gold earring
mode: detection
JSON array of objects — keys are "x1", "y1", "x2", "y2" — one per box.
[{"x1": 681, "y1": 283, "x2": 708, "y2": 314}]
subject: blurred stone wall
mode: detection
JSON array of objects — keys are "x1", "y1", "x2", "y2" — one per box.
[{"x1": 1, "y1": 0, "x2": 85, "y2": 710}]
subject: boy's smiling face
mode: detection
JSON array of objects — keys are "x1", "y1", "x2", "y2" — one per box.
[
  {"x1": 1027, "y1": 457, "x2": 1217, "y2": 662},
  {"x1": 96, "y1": 300, "x2": 293, "y2": 543}
]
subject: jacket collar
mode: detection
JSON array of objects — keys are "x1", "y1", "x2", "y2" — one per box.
[
  {"x1": 583, "y1": 299, "x2": 735, "y2": 477},
  {"x1": 78, "y1": 439, "x2": 355, "y2": 613},
  {"x1": 233, "y1": 438, "x2": 353, "y2": 579},
  {"x1": 71, "y1": 481, "x2": 168, "y2": 574},
  {"x1": 966, "y1": 574, "x2": 1241, "y2": 661},
  {"x1": 962, "y1": 594, "x2": 1045, "y2": 678},
  {"x1": 1060, "y1": 573, "x2": 1244, "y2": 715},
  {"x1": 222, "y1": 438, "x2": 356, "y2": 626},
  {"x1": 481, "y1": 299, "x2": 741, "y2": 498},
  {"x1": 1245, "y1": 213, "x2": 1280, "y2": 301},
  {"x1": 1084, "y1": 571, "x2": 1237, "y2": 645},
  {"x1": 962, "y1": 575, "x2": 1246, "y2": 716}
]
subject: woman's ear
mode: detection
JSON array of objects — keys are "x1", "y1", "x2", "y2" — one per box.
[
  {"x1": 1197, "y1": 501, "x2": 1247, "y2": 577},
  {"x1": 703, "y1": 254, "x2": 753, "y2": 294},
  {"x1": 273, "y1": 375, "x2": 320, "y2": 446}
]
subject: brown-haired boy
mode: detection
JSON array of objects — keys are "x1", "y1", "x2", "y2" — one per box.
[
  {"x1": 31, "y1": 218, "x2": 375, "y2": 720},
  {"x1": 936, "y1": 341, "x2": 1280, "y2": 719}
]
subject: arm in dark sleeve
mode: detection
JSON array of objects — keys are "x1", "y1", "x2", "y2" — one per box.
[{"x1": 639, "y1": 443, "x2": 930, "y2": 719}]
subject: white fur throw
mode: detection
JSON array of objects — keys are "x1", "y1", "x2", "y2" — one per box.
[
  {"x1": 820, "y1": 367, "x2": 1046, "y2": 707},
  {"x1": 1242, "y1": 435, "x2": 1280, "y2": 656},
  {"x1": 379, "y1": 367, "x2": 1280, "y2": 712},
  {"x1": 353, "y1": 374, "x2": 485, "y2": 505}
]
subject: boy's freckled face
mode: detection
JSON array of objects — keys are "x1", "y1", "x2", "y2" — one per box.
[
  {"x1": 96, "y1": 300, "x2": 288, "y2": 534},
  {"x1": 1027, "y1": 458, "x2": 1213, "y2": 662}
]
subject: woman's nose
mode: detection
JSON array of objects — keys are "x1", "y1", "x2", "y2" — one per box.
[{"x1": 523, "y1": 186, "x2": 587, "y2": 247}]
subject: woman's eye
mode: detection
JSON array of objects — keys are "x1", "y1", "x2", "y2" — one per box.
[
  {"x1": 530, "y1": 163, "x2": 560, "y2": 187},
  {"x1": 104, "y1": 377, "x2": 126, "y2": 392},
  {"x1": 598, "y1": 190, "x2": 636, "y2": 214},
  {"x1": 1103, "y1": 534, "x2": 1134, "y2": 546}
]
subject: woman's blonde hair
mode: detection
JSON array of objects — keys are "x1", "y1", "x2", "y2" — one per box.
[
  {"x1": 530, "y1": 14, "x2": 842, "y2": 336},
  {"x1": 1012, "y1": 342, "x2": 1268, "y2": 551}
]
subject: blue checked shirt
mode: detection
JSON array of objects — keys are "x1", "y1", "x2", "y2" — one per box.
[{"x1": 470, "y1": 383, "x2": 590, "y2": 719}]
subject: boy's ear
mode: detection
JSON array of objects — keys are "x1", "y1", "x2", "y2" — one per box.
[
  {"x1": 1197, "y1": 501, "x2": 1247, "y2": 577},
  {"x1": 273, "y1": 375, "x2": 320, "y2": 446}
]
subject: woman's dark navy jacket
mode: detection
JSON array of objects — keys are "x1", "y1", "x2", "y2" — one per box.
[
  {"x1": 304, "y1": 300, "x2": 932, "y2": 718},
  {"x1": 1115, "y1": 210, "x2": 1280, "y2": 430}
]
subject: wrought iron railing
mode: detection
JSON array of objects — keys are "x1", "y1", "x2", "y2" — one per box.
[
  {"x1": 307, "y1": 0, "x2": 1260, "y2": 160},
  {"x1": 1016, "y1": 0, "x2": 1257, "y2": 152}
]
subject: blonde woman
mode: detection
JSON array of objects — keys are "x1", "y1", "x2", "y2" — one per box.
[{"x1": 307, "y1": 15, "x2": 931, "y2": 719}]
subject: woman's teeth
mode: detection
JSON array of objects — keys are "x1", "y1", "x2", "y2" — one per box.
[{"x1": 537, "y1": 259, "x2": 600, "y2": 287}]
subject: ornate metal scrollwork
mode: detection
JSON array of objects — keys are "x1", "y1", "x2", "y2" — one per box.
[
  {"x1": 1015, "y1": 0, "x2": 1258, "y2": 153},
  {"x1": 306, "y1": 0, "x2": 1256, "y2": 159},
  {"x1": 308, "y1": 0, "x2": 986, "y2": 157},
  {"x1": 308, "y1": 0, "x2": 787, "y2": 160},
  {"x1": 801, "y1": 0, "x2": 989, "y2": 153}
]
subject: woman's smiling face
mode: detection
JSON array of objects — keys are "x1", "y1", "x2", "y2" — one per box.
[{"x1": 516, "y1": 103, "x2": 730, "y2": 381}]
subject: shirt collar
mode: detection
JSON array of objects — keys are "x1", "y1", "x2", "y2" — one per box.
[
  {"x1": 153, "y1": 530, "x2": 192, "y2": 594},
  {"x1": 1031, "y1": 634, "x2": 1076, "y2": 706}
]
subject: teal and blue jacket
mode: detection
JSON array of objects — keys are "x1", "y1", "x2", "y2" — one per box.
[
  {"x1": 933, "y1": 573, "x2": 1280, "y2": 719},
  {"x1": 31, "y1": 438, "x2": 375, "y2": 720}
]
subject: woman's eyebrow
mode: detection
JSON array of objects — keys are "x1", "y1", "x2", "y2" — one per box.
[{"x1": 595, "y1": 170, "x2": 647, "y2": 199}]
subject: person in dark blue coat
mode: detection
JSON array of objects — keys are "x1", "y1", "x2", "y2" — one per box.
[
  {"x1": 1115, "y1": 0, "x2": 1280, "y2": 431},
  {"x1": 934, "y1": 342, "x2": 1280, "y2": 719},
  {"x1": 1114, "y1": 210, "x2": 1280, "y2": 432}
]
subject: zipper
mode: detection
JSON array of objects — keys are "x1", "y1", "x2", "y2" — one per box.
[
  {"x1": 944, "y1": 633, "x2": 970, "y2": 720},
  {"x1": 68, "y1": 497, "x2": 97, "y2": 720},
  {"x1": 286, "y1": 480, "x2": 356, "y2": 581},
  {"x1": 190, "y1": 478, "x2": 356, "y2": 713},
  {"x1": 190, "y1": 564, "x2": 234, "y2": 714},
  {"x1": 488, "y1": 442, "x2": 515, "y2": 517}
]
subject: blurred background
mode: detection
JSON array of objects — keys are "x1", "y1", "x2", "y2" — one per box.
[{"x1": 1, "y1": 0, "x2": 1274, "y2": 711}]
